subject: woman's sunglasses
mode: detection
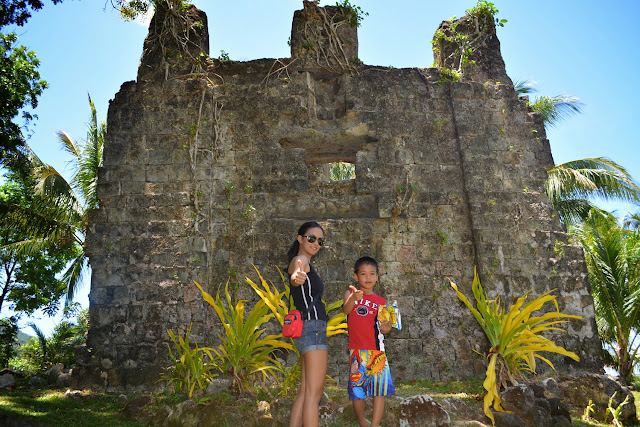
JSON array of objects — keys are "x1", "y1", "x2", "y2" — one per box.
[{"x1": 303, "y1": 235, "x2": 325, "y2": 246}]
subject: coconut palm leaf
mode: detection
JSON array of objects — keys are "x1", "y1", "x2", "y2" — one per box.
[
  {"x1": 0, "y1": 95, "x2": 104, "y2": 305},
  {"x1": 513, "y1": 79, "x2": 584, "y2": 129},
  {"x1": 546, "y1": 158, "x2": 640, "y2": 226},
  {"x1": 572, "y1": 209, "x2": 640, "y2": 379},
  {"x1": 623, "y1": 213, "x2": 640, "y2": 230},
  {"x1": 28, "y1": 322, "x2": 48, "y2": 369},
  {"x1": 529, "y1": 95, "x2": 583, "y2": 128},
  {"x1": 512, "y1": 79, "x2": 537, "y2": 96}
]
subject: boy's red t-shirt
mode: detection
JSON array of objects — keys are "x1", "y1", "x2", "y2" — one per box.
[{"x1": 346, "y1": 291, "x2": 387, "y2": 351}]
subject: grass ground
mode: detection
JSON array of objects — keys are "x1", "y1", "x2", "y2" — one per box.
[
  {"x1": 0, "y1": 387, "x2": 145, "y2": 426},
  {"x1": 0, "y1": 380, "x2": 638, "y2": 426}
]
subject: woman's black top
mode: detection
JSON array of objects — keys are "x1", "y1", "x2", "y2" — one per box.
[{"x1": 290, "y1": 263, "x2": 328, "y2": 322}]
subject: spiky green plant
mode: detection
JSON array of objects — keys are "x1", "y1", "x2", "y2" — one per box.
[
  {"x1": 604, "y1": 392, "x2": 630, "y2": 427},
  {"x1": 449, "y1": 268, "x2": 581, "y2": 424},
  {"x1": 245, "y1": 265, "x2": 347, "y2": 338},
  {"x1": 160, "y1": 324, "x2": 218, "y2": 398},
  {"x1": 194, "y1": 280, "x2": 294, "y2": 394}
]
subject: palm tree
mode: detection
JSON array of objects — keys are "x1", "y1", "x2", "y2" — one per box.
[
  {"x1": 0, "y1": 94, "x2": 104, "y2": 304},
  {"x1": 569, "y1": 208, "x2": 640, "y2": 380},
  {"x1": 513, "y1": 79, "x2": 584, "y2": 129},
  {"x1": 513, "y1": 80, "x2": 640, "y2": 223},
  {"x1": 25, "y1": 310, "x2": 87, "y2": 371},
  {"x1": 623, "y1": 212, "x2": 640, "y2": 230},
  {"x1": 546, "y1": 158, "x2": 640, "y2": 226},
  {"x1": 26, "y1": 322, "x2": 49, "y2": 371}
]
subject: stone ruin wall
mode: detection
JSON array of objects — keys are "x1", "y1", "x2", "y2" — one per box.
[{"x1": 73, "y1": 4, "x2": 602, "y2": 390}]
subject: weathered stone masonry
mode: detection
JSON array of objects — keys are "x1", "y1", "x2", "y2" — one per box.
[{"x1": 74, "y1": 3, "x2": 602, "y2": 390}]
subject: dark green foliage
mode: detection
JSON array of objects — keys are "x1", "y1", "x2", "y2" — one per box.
[
  {"x1": 0, "y1": 32, "x2": 48, "y2": 164},
  {"x1": 0, "y1": 317, "x2": 18, "y2": 368},
  {"x1": 1, "y1": 96, "x2": 104, "y2": 305},
  {"x1": 0, "y1": 164, "x2": 80, "y2": 316},
  {"x1": 570, "y1": 209, "x2": 640, "y2": 379},
  {"x1": 335, "y1": 0, "x2": 368, "y2": 28},
  {"x1": 0, "y1": 0, "x2": 64, "y2": 27},
  {"x1": 20, "y1": 307, "x2": 87, "y2": 372}
]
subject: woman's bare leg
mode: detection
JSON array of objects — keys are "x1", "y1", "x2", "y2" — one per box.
[
  {"x1": 301, "y1": 349, "x2": 327, "y2": 427},
  {"x1": 289, "y1": 356, "x2": 305, "y2": 427}
]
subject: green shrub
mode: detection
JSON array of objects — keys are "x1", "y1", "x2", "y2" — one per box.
[
  {"x1": 450, "y1": 267, "x2": 581, "y2": 424},
  {"x1": 194, "y1": 280, "x2": 295, "y2": 394},
  {"x1": 159, "y1": 324, "x2": 218, "y2": 398}
]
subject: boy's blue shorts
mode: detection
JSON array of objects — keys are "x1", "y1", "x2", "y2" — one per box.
[{"x1": 348, "y1": 349, "x2": 395, "y2": 400}]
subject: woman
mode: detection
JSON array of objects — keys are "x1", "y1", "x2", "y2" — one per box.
[{"x1": 287, "y1": 221, "x2": 328, "y2": 427}]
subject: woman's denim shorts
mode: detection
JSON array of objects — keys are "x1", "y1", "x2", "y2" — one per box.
[{"x1": 294, "y1": 319, "x2": 328, "y2": 354}]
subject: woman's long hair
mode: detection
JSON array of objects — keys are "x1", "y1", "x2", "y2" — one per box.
[{"x1": 287, "y1": 221, "x2": 324, "y2": 263}]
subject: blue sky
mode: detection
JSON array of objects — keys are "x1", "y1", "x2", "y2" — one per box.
[{"x1": 3, "y1": 0, "x2": 640, "y2": 335}]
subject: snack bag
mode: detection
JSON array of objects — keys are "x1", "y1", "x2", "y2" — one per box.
[{"x1": 378, "y1": 300, "x2": 401, "y2": 330}]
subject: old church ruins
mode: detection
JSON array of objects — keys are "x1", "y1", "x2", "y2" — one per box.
[{"x1": 73, "y1": 3, "x2": 602, "y2": 390}]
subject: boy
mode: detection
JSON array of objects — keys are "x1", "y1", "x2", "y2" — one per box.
[{"x1": 343, "y1": 256, "x2": 395, "y2": 427}]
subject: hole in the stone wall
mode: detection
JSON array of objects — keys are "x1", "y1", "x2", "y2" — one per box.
[{"x1": 328, "y1": 162, "x2": 355, "y2": 182}]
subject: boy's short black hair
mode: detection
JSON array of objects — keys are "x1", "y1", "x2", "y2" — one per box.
[{"x1": 354, "y1": 256, "x2": 379, "y2": 274}]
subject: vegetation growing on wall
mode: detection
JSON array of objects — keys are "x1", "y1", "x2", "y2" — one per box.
[
  {"x1": 432, "y1": 0, "x2": 507, "y2": 83},
  {"x1": 297, "y1": 0, "x2": 366, "y2": 72}
]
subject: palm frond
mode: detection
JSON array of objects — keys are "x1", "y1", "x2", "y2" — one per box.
[
  {"x1": 0, "y1": 200, "x2": 80, "y2": 252},
  {"x1": 1, "y1": 96, "x2": 104, "y2": 306},
  {"x1": 601, "y1": 346, "x2": 619, "y2": 368},
  {"x1": 512, "y1": 79, "x2": 537, "y2": 96},
  {"x1": 529, "y1": 95, "x2": 584, "y2": 128},
  {"x1": 571, "y1": 209, "x2": 640, "y2": 378},
  {"x1": 623, "y1": 212, "x2": 640, "y2": 230},
  {"x1": 546, "y1": 157, "x2": 640, "y2": 224},
  {"x1": 28, "y1": 321, "x2": 48, "y2": 363},
  {"x1": 550, "y1": 198, "x2": 595, "y2": 226},
  {"x1": 76, "y1": 94, "x2": 104, "y2": 210},
  {"x1": 56, "y1": 130, "x2": 81, "y2": 163},
  {"x1": 61, "y1": 254, "x2": 88, "y2": 305}
]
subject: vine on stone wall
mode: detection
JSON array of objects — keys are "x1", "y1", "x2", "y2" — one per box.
[
  {"x1": 392, "y1": 174, "x2": 417, "y2": 220},
  {"x1": 144, "y1": 0, "x2": 209, "y2": 80},
  {"x1": 261, "y1": 58, "x2": 298, "y2": 87},
  {"x1": 299, "y1": 0, "x2": 364, "y2": 73},
  {"x1": 431, "y1": 0, "x2": 507, "y2": 83}
]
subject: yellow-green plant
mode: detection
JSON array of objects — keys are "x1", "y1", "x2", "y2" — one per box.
[
  {"x1": 245, "y1": 265, "x2": 347, "y2": 395},
  {"x1": 449, "y1": 268, "x2": 582, "y2": 425},
  {"x1": 326, "y1": 298, "x2": 348, "y2": 337},
  {"x1": 159, "y1": 323, "x2": 218, "y2": 398},
  {"x1": 278, "y1": 362, "x2": 301, "y2": 397},
  {"x1": 245, "y1": 265, "x2": 291, "y2": 326},
  {"x1": 582, "y1": 399, "x2": 595, "y2": 422},
  {"x1": 245, "y1": 265, "x2": 347, "y2": 338},
  {"x1": 194, "y1": 280, "x2": 294, "y2": 394},
  {"x1": 604, "y1": 392, "x2": 630, "y2": 427}
]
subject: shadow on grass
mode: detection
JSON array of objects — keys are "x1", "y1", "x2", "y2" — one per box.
[{"x1": 0, "y1": 389, "x2": 145, "y2": 427}]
